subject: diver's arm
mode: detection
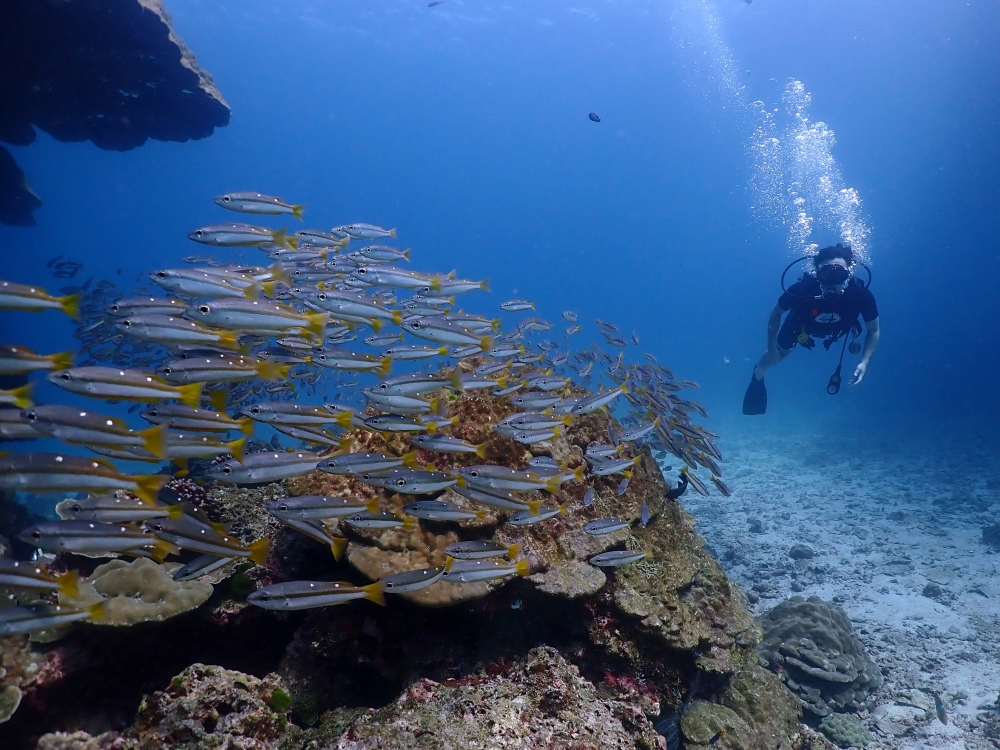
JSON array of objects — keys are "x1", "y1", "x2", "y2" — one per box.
[{"x1": 849, "y1": 317, "x2": 880, "y2": 386}]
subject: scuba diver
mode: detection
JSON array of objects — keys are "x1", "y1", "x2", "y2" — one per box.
[{"x1": 743, "y1": 243, "x2": 880, "y2": 415}]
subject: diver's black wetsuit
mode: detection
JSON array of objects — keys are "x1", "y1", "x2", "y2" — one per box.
[{"x1": 776, "y1": 276, "x2": 879, "y2": 350}]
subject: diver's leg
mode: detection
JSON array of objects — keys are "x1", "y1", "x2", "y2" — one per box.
[{"x1": 754, "y1": 313, "x2": 798, "y2": 380}]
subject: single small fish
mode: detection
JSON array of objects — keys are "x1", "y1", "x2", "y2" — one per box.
[
  {"x1": 0, "y1": 602, "x2": 104, "y2": 636},
  {"x1": 275, "y1": 517, "x2": 349, "y2": 561},
  {"x1": 267, "y1": 495, "x2": 379, "y2": 521},
  {"x1": 507, "y1": 505, "x2": 565, "y2": 525},
  {"x1": 214, "y1": 191, "x2": 304, "y2": 220},
  {"x1": 318, "y1": 451, "x2": 416, "y2": 475},
  {"x1": 0, "y1": 345, "x2": 74, "y2": 376},
  {"x1": 243, "y1": 402, "x2": 351, "y2": 427},
  {"x1": 342, "y1": 223, "x2": 396, "y2": 240},
  {"x1": 380, "y1": 344, "x2": 447, "y2": 361},
  {"x1": 381, "y1": 566, "x2": 445, "y2": 593},
  {"x1": 1, "y1": 453, "x2": 165, "y2": 504},
  {"x1": 681, "y1": 466, "x2": 710, "y2": 496},
  {"x1": 106, "y1": 296, "x2": 188, "y2": 317},
  {"x1": 501, "y1": 300, "x2": 535, "y2": 312},
  {"x1": 357, "y1": 467, "x2": 457, "y2": 494},
  {"x1": 444, "y1": 541, "x2": 520, "y2": 560},
  {"x1": 641, "y1": 501, "x2": 651, "y2": 527},
  {"x1": 140, "y1": 404, "x2": 253, "y2": 435},
  {"x1": 584, "y1": 518, "x2": 630, "y2": 535},
  {"x1": 617, "y1": 476, "x2": 630, "y2": 496},
  {"x1": 441, "y1": 558, "x2": 529, "y2": 583},
  {"x1": 0, "y1": 280, "x2": 80, "y2": 318},
  {"x1": 364, "y1": 413, "x2": 429, "y2": 433},
  {"x1": 188, "y1": 223, "x2": 293, "y2": 248},
  {"x1": 292, "y1": 229, "x2": 349, "y2": 248},
  {"x1": 22, "y1": 404, "x2": 170, "y2": 458},
  {"x1": 589, "y1": 549, "x2": 651, "y2": 567},
  {"x1": 247, "y1": 580, "x2": 385, "y2": 610},
  {"x1": 18, "y1": 520, "x2": 177, "y2": 560},
  {"x1": 585, "y1": 443, "x2": 621, "y2": 460},
  {"x1": 582, "y1": 488, "x2": 595, "y2": 507},
  {"x1": 588, "y1": 456, "x2": 640, "y2": 477},
  {"x1": 588, "y1": 112, "x2": 601, "y2": 123},
  {"x1": 205, "y1": 451, "x2": 322, "y2": 484},
  {"x1": 403, "y1": 500, "x2": 484, "y2": 522},
  {"x1": 427, "y1": 0, "x2": 445, "y2": 6},
  {"x1": 48, "y1": 366, "x2": 203, "y2": 408},
  {"x1": 55, "y1": 495, "x2": 184, "y2": 524},
  {"x1": 411, "y1": 433, "x2": 485, "y2": 456},
  {"x1": 711, "y1": 475, "x2": 732, "y2": 497},
  {"x1": 144, "y1": 518, "x2": 269, "y2": 564},
  {"x1": 0, "y1": 558, "x2": 80, "y2": 597},
  {"x1": 566, "y1": 325, "x2": 582, "y2": 336},
  {"x1": 116, "y1": 314, "x2": 240, "y2": 350},
  {"x1": 709, "y1": 729, "x2": 726, "y2": 745},
  {"x1": 934, "y1": 692, "x2": 948, "y2": 725},
  {"x1": 343, "y1": 511, "x2": 415, "y2": 530},
  {"x1": 451, "y1": 484, "x2": 542, "y2": 514},
  {"x1": 172, "y1": 554, "x2": 235, "y2": 582},
  {"x1": 570, "y1": 383, "x2": 628, "y2": 415}
]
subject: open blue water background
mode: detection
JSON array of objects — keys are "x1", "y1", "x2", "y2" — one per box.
[{"x1": 3, "y1": 0, "x2": 999, "y2": 449}]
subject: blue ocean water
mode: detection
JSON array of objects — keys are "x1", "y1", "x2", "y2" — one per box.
[
  {"x1": 4, "y1": 0, "x2": 999, "y2": 436},
  {"x1": 3, "y1": 2, "x2": 1000, "y2": 744}
]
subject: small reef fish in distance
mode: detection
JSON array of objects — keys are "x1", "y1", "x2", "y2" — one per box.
[
  {"x1": 428, "y1": 1, "x2": 445, "y2": 6},
  {"x1": 380, "y1": 567, "x2": 445, "y2": 593},
  {"x1": 214, "y1": 191, "x2": 304, "y2": 220},
  {"x1": 0, "y1": 602, "x2": 105, "y2": 637},
  {"x1": 589, "y1": 112, "x2": 601, "y2": 123},
  {"x1": 187, "y1": 223, "x2": 296, "y2": 248}
]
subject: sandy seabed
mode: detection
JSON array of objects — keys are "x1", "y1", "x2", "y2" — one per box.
[{"x1": 669, "y1": 418, "x2": 1000, "y2": 750}]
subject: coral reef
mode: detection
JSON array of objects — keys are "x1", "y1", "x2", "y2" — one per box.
[
  {"x1": 817, "y1": 712, "x2": 871, "y2": 748},
  {"x1": 62, "y1": 558, "x2": 213, "y2": 626},
  {"x1": 327, "y1": 646, "x2": 662, "y2": 750},
  {"x1": 757, "y1": 596, "x2": 882, "y2": 718}
]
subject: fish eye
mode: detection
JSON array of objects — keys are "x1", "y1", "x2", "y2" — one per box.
[
  {"x1": 318, "y1": 293, "x2": 327, "y2": 300},
  {"x1": 278, "y1": 504, "x2": 288, "y2": 511},
  {"x1": 198, "y1": 305, "x2": 210, "y2": 314},
  {"x1": 155, "y1": 271, "x2": 167, "y2": 278},
  {"x1": 71, "y1": 504, "x2": 82, "y2": 512},
  {"x1": 250, "y1": 406, "x2": 261, "y2": 415},
  {"x1": 223, "y1": 196, "x2": 231, "y2": 202},
  {"x1": 221, "y1": 466, "x2": 232, "y2": 474},
  {"x1": 258, "y1": 592, "x2": 269, "y2": 601},
  {"x1": 31, "y1": 530, "x2": 41, "y2": 538},
  {"x1": 59, "y1": 372, "x2": 71, "y2": 380},
  {"x1": 195, "y1": 230, "x2": 203, "y2": 236},
  {"x1": 162, "y1": 367, "x2": 172, "y2": 374},
  {"x1": 412, "y1": 321, "x2": 421, "y2": 329},
  {"x1": 25, "y1": 412, "x2": 36, "y2": 421},
  {"x1": 469, "y1": 470, "x2": 479, "y2": 478},
  {"x1": 122, "y1": 320, "x2": 132, "y2": 327},
  {"x1": 395, "y1": 476, "x2": 406, "y2": 487}
]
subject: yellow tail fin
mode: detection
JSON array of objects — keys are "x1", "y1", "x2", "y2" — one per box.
[
  {"x1": 140, "y1": 424, "x2": 169, "y2": 460},
  {"x1": 272, "y1": 228, "x2": 290, "y2": 248},
  {"x1": 228, "y1": 436, "x2": 247, "y2": 463},
  {"x1": 475, "y1": 443, "x2": 486, "y2": 458},
  {"x1": 217, "y1": 331, "x2": 239, "y2": 350},
  {"x1": 388, "y1": 228, "x2": 397, "y2": 238},
  {"x1": 60, "y1": 294, "x2": 81, "y2": 320},
  {"x1": 401, "y1": 451, "x2": 418, "y2": 468},
  {"x1": 292, "y1": 204, "x2": 305, "y2": 221},
  {"x1": 57, "y1": 569, "x2": 80, "y2": 599},
  {"x1": 305, "y1": 312, "x2": 328, "y2": 338},
  {"x1": 51, "y1": 350, "x2": 75, "y2": 371},
  {"x1": 165, "y1": 503, "x2": 186, "y2": 520},
  {"x1": 133, "y1": 474, "x2": 166, "y2": 504},
  {"x1": 363, "y1": 580, "x2": 387, "y2": 606},
  {"x1": 247, "y1": 538, "x2": 270, "y2": 566},
  {"x1": 450, "y1": 370, "x2": 465, "y2": 392},
  {"x1": 255, "y1": 361, "x2": 289, "y2": 381},
  {"x1": 375, "y1": 357, "x2": 392, "y2": 379},
  {"x1": 257, "y1": 280, "x2": 278, "y2": 299},
  {"x1": 333, "y1": 411, "x2": 353, "y2": 429},
  {"x1": 242, "y1": 283, "x2": 260, "y2": 300},
  {"x1": 515, "y1": 559, "x2": 530, "y2": 576},
  {"x1": 506, "y1": 543, "x2": 521, "y2": 559},
  {"x1": 87, "y1": 601, "x2": 108, "y2": 623},
  {"x1": 177, "y1": 382, "x2": 204, "y2": 409},
  {"x1": 369, "y1": 318, "x2": 383, "y2": 333},
  {"x1": 330, "y1": 536, "x2": 348, "y2": 562},
  {"x1": 479, "y1": 279, "x2": 491, "y2": 292},
  {"x1": 209, "y1": 389, "x2": 228, "y2": 414},
  {"x1": 150, "y1": 538, "x2": 181, "y2": 563},
  {"x1": 6, "y1": 382, "x2": 34, "y2": 409},
  {"x1": 391, "y1": 310, "x2": 403, "y2": 326},
  {"x1": 238, "y1": 417, "x2": 254, "y2": 436},
  {"x1": 544, "y1": 477, "x2": 563, "y2": 495},
  {"x1": 365, "y1": 498, "x2": 381, "y2": 513},
  {"x1": 526, "y1": 499, "x2": 543, "y2": 515},
  {"x1": 402, "y1": 248, "x2": 411, "y2": 261},
  {"x1": 479, "y1": 335, "x2": 494, "y2": 353}
]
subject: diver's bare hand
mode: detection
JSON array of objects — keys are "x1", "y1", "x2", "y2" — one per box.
[{"x1": 849, "y1": 361, "x2": 868, "y2": 386}]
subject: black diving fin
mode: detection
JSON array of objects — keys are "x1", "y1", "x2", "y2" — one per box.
[{"x1": 742, "y1": 374, "x2": 767, "y2": 415}]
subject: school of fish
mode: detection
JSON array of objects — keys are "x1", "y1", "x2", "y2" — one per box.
[{"x1": 0, "y1": 192, "x2": 726, "y2": 635}]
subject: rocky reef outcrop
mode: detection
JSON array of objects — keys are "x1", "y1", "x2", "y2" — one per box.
[
  {"x1": 757, "y1": 595, "x2": 883, "y2": 718},
  {"x1": 0, "y1": 0, "x2": 229, "y2": 225},
  {"x1": 4, "y1": 383, "x2": 807, "y2": 749}
]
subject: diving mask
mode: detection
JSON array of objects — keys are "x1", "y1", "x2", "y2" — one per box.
[{"x1": 816, "y1": 261, "x2": 850, "y2": 286}]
